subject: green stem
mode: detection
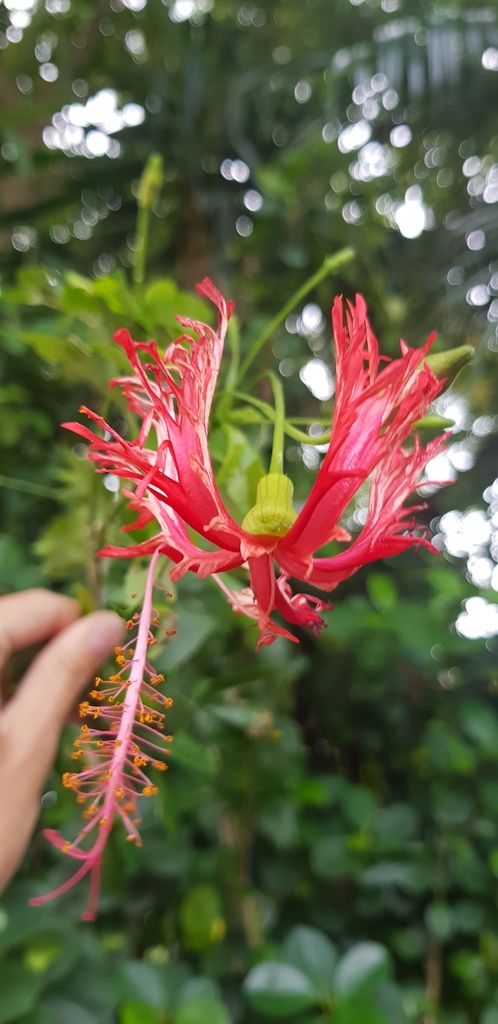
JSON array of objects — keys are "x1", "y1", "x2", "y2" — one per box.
[
  {"x1": 133, "y1": 203, "x2": 151, "y2": 290},
  {"x1": 237, "y1": 247, "x2": 354, "y2": 383},
  {"x1": 233, "y1": 391, "x2": 331, "y2": 446},
  {"x1": 267, "y1": 372, "x2": 286, "y2": 474},
  {"x1": 0, "y1": 474, "x2": 58, "y2": 499}
]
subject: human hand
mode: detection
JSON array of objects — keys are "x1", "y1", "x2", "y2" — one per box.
[{"x1": 0, "y1": 589, "x2": 123, "y2": 893}]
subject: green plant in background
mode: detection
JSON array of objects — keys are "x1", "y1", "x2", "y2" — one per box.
[{"x1": 1, "y1": 3, "x2": 498, "y2": 1023}]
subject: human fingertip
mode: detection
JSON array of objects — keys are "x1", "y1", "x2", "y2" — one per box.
[{"x1": 84, "y1": 611, "x2": 125, "y2": 660}]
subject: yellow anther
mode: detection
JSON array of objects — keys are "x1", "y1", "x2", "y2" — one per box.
[{"x1": 142, "y1": 785, "x2": 158, "y2": 796}]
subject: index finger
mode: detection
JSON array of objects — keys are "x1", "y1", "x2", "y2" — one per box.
[{"x1": 0, "y1": 590, "x2": 80, "y2": 673}]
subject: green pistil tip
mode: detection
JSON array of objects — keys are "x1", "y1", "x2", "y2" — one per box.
[{"x1": 242, "y1": 473, "x2": 297, "y2": 537}]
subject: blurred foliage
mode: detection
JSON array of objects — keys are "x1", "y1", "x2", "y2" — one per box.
[{"x1": 1, "y1": 1, "x2": 498, "y2": 1023}]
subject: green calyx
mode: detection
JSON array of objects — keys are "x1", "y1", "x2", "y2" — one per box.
[{"x1": 241, "y1": 473, "x2": 298, "y2": 537}]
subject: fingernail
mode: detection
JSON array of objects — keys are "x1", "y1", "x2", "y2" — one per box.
[{"x1": 86, "y1": 611, "x2": 125, "y2": 660}]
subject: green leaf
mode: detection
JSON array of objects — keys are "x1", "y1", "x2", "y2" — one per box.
[
  {"x1": 0, "y1": 962, "x2": 42, "y2": 1023},
  {"x1": 210, "y1": 703, "x2": 273, "y2": 734},
  {"x1": 23, "y1": 929, "x2": 78, "y2": 982},
  {"x1": 34, "y1": 508, "x2": 90, "y2": 578},
  {"x1": 18, "y1": 330, "x2": 67, "y2": 362},
  {"x1": 115, "y1": 962, "x2": 169, "y2": 1009},
  {"x1": 258, "y1": 800, "x2": 298, "y2": 849},
  {"x1": 373, "y1": 803, "x2": 418, "y2": 852},
  {"x1": 168, "y1": 730, "x2": 217, "y2": 776},
  {"x1": 424, "y1": 902, "x2": 453, "y2": 941},
  {"x1": 173, "y1": 997, "x2": 229, "y2": 1024},
  {"x1": 25, "y1": 1001, "x2": 100, "y2": 1024},
  {"x1": 341, "y1": 785, "x2": 377, "y2": 829},
  {"x1": 166, "y1": 608, "x2": 216, "y2": 668},
  {"x1": 334, "y1": 943, "x2": 391, "y2": 997},
  {"x1": 335, "y1": 994, "x2": 389, "y2": 1024},
  {"x1": 0, "y1": 886, "x2": 53, "y2": 954},
  {"x1": 120, "y1": 1005, "x2": 163, "y2": 1024},
  {"x1": 281, "y1": 926, "x2": 337, "y2": 998},
  {"x1": 142, "y1": 279, "x2": 211, "y2": 334},
  {"x1": 366, "y1": 574, "x2": 397, "y2": 613},
  {"x1": 375, "y1": 981, "x2": 407, "y2": 1023},
  {"x1": 481, "y1": 1010, "x2": 498, "y2": 1024},
  {"x1": 310, "y1": 835, "x2": 355, "y2": 879},
  {"x1": 452, "y1": 900, "x2": 485, "y2": 934},
  {"x1": 175, "y1": 977, "x2": 220, "y2": 1006},
  {"x1": 243, "y1": 962, "x2": 318, "y2": 1017},
  {"x1": 91, "y1": 274, "x2": 140, "y2": 319},
  {"x1": 488, "y1": 849, "x2": 498, "y2": 878},
  {"x1": 362, "y1": 861, "x2": 429, "y2": 894},
  {"x1": 459, "y1": 701, "x2": 498, "y2": 749},
  {"x1": 179, "y1": 886, "x2": 226, "y2": 951}
]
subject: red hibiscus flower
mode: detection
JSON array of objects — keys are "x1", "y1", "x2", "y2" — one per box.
[{"x1": 66, "y1": 279, "x2": 446, "y2": 647}]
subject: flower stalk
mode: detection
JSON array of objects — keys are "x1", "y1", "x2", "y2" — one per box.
[
  {"x1": 31, "y1": 549, "x2": 173, "y2": 920},
  {"x1": 237, "y1": 247, "x2": 355, "y2": 383}
]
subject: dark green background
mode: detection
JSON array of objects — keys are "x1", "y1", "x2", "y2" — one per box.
[{"x1": 1, "y1": 1, "x2": 498, "y2": 1021}]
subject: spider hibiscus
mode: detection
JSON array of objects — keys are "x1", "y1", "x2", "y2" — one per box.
[{"x1": 66, "y1": 279, "x2": 446, "y2": 647}]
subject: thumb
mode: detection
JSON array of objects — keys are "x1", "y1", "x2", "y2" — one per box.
[{"x1": 5, "y1": 610, "x2": 124, "y2": 785}]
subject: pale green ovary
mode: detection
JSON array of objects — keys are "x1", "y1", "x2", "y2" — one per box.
[{"x1": 241, "y1": 473, "x2": 297, "y2": 537}]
